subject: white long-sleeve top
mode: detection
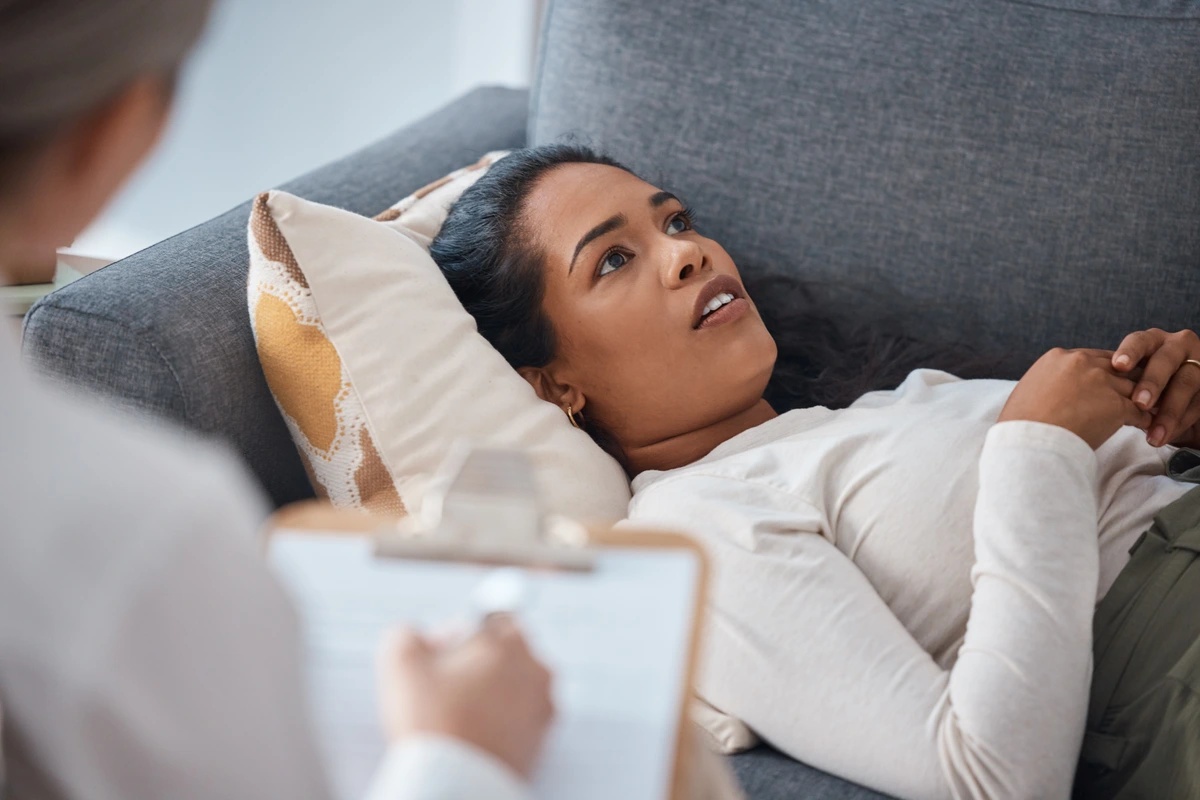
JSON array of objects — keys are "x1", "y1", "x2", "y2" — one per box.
[
  {"x1": 0, "y1": 324, "x2": 527, "y2": 800},
  {"x1": 625, "y1": 369, "x2": 1190, "y2": 800}
]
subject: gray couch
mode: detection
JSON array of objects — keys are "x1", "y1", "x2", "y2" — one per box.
[{"x1": 23, "y1": 1, "x2": 1200, "y2": 798}]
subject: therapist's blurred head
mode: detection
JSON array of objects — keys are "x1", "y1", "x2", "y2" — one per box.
[{"x1": 0, "y1": 0, "x2": 214, "y2": 283}]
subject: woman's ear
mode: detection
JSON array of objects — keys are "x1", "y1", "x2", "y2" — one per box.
[{"x1": 516, "y1": 366, "x2": 586, "y2": 416}]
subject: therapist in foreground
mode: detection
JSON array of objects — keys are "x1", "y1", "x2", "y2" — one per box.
[{"x1": 0, "y1": 1, "x2": 551, "y2": 797}]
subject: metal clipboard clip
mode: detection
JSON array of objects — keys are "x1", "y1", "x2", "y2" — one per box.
[{"x1": 373, "y1": 445, "x2": 596, "y2": 572}]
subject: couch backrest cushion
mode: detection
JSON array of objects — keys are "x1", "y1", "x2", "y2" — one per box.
[{"x1": 530, "y1": 0, "x2": 1200, "y2": 373}]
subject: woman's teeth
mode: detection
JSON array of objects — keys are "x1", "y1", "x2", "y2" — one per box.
[{"x1": 702, "y1": 292, "x2": 735, "y2": 318}]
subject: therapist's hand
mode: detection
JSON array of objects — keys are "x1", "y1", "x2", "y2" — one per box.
[{"x1": 376, "y1": 615, "x2": 555, "y2": 780}]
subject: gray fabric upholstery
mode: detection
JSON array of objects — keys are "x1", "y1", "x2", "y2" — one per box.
[
  {"x1": 531, "y1": 0, "x2": 1200, "y2": 376},
  {"x1": 530, "y1": 2, "x2": 1200, "y2": 797},
  {"x1": 23, "y1": 86, "x2": 530, "y2": 507},
  {"x1": 731, "y1": 748, "x2": 893, "y2": 800}
]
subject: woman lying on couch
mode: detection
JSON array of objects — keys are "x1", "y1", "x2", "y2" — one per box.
[{"x1": 430, "y1": 145, "x2": 1200, "y2": 800}]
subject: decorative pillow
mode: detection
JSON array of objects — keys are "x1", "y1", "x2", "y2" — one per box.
[{"x1": 246, "y1": 154, "x2": 632, "y2": 522}]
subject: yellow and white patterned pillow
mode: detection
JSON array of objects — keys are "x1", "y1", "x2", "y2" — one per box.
[
  {"x1": 248, "y1": 191, "x2": 402, "y2": 514},
  {"x1": 246, "y1": 153, "x2": 632, "y2": 521}
]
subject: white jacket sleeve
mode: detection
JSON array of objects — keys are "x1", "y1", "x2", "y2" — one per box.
[
  {"x1": 49, "y1": 465, "x2": 531, "y2": 800},
  {"x1": 626, "y1": 421, "x2": 1100, "y2": 800},
  {"x1": 364, "y1": 737, "x2": 530, "y2": 800},
  {"x1": 47, "y1": 463, "x2": 336, "y2": 800}
]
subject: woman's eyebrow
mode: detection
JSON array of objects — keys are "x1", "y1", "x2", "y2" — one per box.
[
  {"x1": 569, "y1": 214, "x2": 626, "y2": 274},
  {"x1": 566, "y1": 192, "x2": 680, "y2": 274},
  {"x1": 649, "y1": 191, "x2": 679, "y2": 208}
]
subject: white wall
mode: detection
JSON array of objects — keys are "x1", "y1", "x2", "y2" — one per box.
[{"x1": 76, "y1": 0, "x2": 537, "y2": 260}]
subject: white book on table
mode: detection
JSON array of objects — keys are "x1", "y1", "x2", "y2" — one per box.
[{"x1": 270, "y1": 531, "x2": 703, "y2": 800}]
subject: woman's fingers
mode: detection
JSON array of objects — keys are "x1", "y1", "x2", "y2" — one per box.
[
  {"x1": 1112, "y1": 329, "x2": 1166, "y2": 373},
  {"x1": 1131, "y1": 332, "x2": 1197, "y2": 410},
  {"x1": 1106, "y1": 330, "x2": 1200, "y2": 443},
  {"x1": 1111, "y1": 376, "x2": 1152, "y2": 431},
  {"x1": 1150, "y1": 363, "x2": 1200, "y2": 446},
  {"x1": 1123, "y1": 398, "x2": 1155, "y2": 432},
  {"x1": 1170, "y1": 395, "x2": 1200, "y2": 447},
  {"x1": 1106, "y1": 374, "x2": 1136, "y2": 396},
  {"x1": 1136, "y1": 346, "x2": 1185, "y2": 411},
  {"x1": 1107, "y1": 331, "x2": 1200, "y2": 442}
]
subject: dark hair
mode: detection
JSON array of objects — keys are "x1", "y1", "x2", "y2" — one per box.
[
  {"x1": 431, "y1": 145, "x2": 995, "y2": 450},
  {"x1": 749, "y1": 273, "x2": 1001, "y2": 411},
  {"x1": 433, "y1": 144, "x2": 627, "y2": 370}
]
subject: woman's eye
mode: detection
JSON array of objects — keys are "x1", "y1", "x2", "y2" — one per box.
[
  {"x1": 667, "y1": 214, "x2": 691, "y2": 235},
  {"x1": 598, "y1": 250, "x2": 629, "y2": 276}
]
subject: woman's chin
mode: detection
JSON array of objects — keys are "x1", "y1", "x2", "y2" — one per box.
[{"x1": 699, "y1": 306, "x2": 775, "y2": 362}]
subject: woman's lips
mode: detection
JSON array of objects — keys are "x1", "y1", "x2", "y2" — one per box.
[
  {"x1": 696, "y1": 297, "x2": 750, "y2": 329},
  {"x1": 692, "y1": 274, "x2": 747, "y2": 328}
]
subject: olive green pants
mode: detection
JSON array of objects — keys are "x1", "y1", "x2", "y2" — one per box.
[{"x1": 1074, "y1": 484, "x2": 1200, "y2": 799}]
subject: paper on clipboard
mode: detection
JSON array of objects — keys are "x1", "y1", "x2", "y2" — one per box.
[{"x1": 270, "y1": 532, "x2": 702, "y2": 800}]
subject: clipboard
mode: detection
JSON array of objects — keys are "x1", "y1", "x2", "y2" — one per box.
[{"x1": 268, "y1": 501, "x2": 711, "y2": 800}]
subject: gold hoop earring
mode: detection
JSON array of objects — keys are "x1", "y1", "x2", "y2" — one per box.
[{"x1": 566, "y1": 404, "x2": 581, "y2": 429}]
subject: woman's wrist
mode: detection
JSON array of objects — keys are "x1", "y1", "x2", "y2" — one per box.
[{"x1": 986, "y1": 419, "x2": 1098, "y2": 469}]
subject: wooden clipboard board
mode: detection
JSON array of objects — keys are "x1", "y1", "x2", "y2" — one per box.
[{"x1": 268, "y1": 500, "x2": 714, "y2": 800}]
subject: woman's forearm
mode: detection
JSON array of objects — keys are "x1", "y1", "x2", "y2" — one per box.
[{"x1": 936, "y1": 420, "x2": 1099, "y2": 798}]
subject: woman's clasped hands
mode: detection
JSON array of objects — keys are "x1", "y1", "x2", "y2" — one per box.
[
  {"x1": 999, "y1": 328, "x2": 1200, "y2": 451},
  {"x1": 1111, "y1": 328, "x2": 1200, "y2": 449}
]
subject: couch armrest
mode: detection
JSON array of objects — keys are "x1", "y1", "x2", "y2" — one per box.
[{"x1": 23, "y1": 86, "x2": 530, "y2": 507}]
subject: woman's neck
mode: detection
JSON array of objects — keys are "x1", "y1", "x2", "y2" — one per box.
[{"x1": 623, "y1": 398, "x2": 777, "y2": 476}]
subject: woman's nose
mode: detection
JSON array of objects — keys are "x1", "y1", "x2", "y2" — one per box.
[{"x1": 661, "y1": 240, "x2": 707, "y2": 288}]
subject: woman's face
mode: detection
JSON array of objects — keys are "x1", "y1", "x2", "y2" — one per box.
[{"x1": 520, "y1": 162, "x2": 778, "y2": 454}]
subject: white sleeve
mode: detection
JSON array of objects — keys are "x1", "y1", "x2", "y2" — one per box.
[
  {"x1": 50, "y1": 464, "x2": 335, "y2": 800},
  {"x1": 363, "y1": 737, "x2": 530, "y2": 800},
  {"x1": 28, "y1": 456, "x2": 533, "y2": 800},
  {"x1": 625, "y1": 420, "x2": 1100, "y2": 800}
]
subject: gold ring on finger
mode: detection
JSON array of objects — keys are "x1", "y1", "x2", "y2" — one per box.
[{"x1": 1185, "y1": 359, "x2": 1200, "y2": 372}]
